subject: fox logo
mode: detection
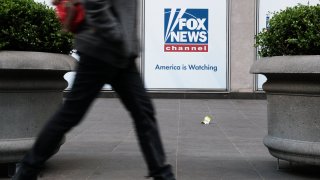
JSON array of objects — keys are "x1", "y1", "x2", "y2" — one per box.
[{"x1": 164, "y1": 8, "x2": 209, "y2": 52}]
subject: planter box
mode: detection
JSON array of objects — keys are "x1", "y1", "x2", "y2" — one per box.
[
  {"x1": 0, "y1": 51, "x2": 76, "y2": 163},
  {"x1": 250, "y1": 55, "x2": 320, "y2": 165}
]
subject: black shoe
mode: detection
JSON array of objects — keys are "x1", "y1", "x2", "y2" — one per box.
[
  {"x1": 12, "y1": 163, "x2": 38, "y2": 180},
  {"x1": 149, "y1": 165, "x2": 176, "y2": 180}
]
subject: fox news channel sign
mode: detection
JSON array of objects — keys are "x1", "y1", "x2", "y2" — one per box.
[
  {"x1": 144, "y1": 0, "x2": 228, "y2": 90},
  {"x1": 164, "y1": 8, "x2": 209, "y2": 53},
  {"x1": 257, "y1": 0, "x2": 319, "y2": 90}
]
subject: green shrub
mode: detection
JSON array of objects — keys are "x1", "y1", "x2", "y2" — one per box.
[
  {"x1": 0, "y1": 0, "x2": 73, "y2": 54},
  {"x1": 255, "y1": 4, "x2": 320, "y2": 57}
]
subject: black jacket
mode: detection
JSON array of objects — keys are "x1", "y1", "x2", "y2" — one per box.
[{"x1": 74, "y1": 0, "x2": 139, "y2": 68}]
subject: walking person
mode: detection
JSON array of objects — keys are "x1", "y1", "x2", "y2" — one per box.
[{"x1": 12, "y1": 0, "x2": 175, "y2": 179}]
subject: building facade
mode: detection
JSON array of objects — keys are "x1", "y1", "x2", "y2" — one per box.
[{"x1": 36, "y1": 0, "x2": 316, "y2": 97}]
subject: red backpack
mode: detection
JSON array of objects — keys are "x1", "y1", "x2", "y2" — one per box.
[{"x1": 54, "y1": 0, "x2": 85, "y2": 33}]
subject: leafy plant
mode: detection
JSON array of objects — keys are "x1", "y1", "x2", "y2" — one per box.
[
  {"x1": 0, "y1": 0, "x2": 73, "y2": 54},
  {"x1": 255, "y1": 4, "x2": 320, "y2": 57}
]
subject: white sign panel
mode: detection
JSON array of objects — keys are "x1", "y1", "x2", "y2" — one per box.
[
  {"x1": 144, "y1": 0, "x2": 228, "y2": 90},
  {"x1": 257, "y1": 0, "x2": 319, "y2": 90}
]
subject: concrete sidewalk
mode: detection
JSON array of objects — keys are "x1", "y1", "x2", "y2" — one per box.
[{"x1": 1, "y1": 99, "x2": 320, "y2": 180}]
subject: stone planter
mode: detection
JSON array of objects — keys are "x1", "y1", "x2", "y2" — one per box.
[
  {"x1": 0, "y1": 51, "x2": 77, "y2": 163},
  {"x1": 250, "y1": 55, "x2": 320, "y2": 165}
]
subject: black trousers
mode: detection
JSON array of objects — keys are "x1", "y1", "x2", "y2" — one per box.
[{"x1": 21, "y1": 53, "x2": 174, "y2": 179}]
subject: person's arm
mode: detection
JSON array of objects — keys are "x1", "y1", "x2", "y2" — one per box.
[
  {"x1": 85, "y1": 0, "x2": 123, "y2": 40},
  {"x1": 63, "y1": 0, "x2": 77, "y2": 31},
  {"x1": 85, "y1": 0, "x2": 119, "y2": 30},
  {"x1": 52, "y1": 0, "x2": 60, "y2": 6}
]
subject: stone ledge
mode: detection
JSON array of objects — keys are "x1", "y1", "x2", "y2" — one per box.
[
  {"x1": 0, "y1": 51, "x2": 77, "y2": 71},
  {"x1": 64, "y1": 91, "x2": 266, "y2": 99},
  {"x1": 0, "y1": 138, "x2": 34, "y2": 163},
  {"x1": 250, "y1": 55, "x2": 320, "y2": 74},
  {"x1": 264, "y1": 135, "x2": 320, "y2": 165}
]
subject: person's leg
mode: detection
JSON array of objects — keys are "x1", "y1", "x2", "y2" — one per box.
[
  {"x1": 111, "y1": 62, "x2": 175, "y2": 180},
  {"x1": 13, "y1": 54, "x2": 117, "y2": 179}
]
